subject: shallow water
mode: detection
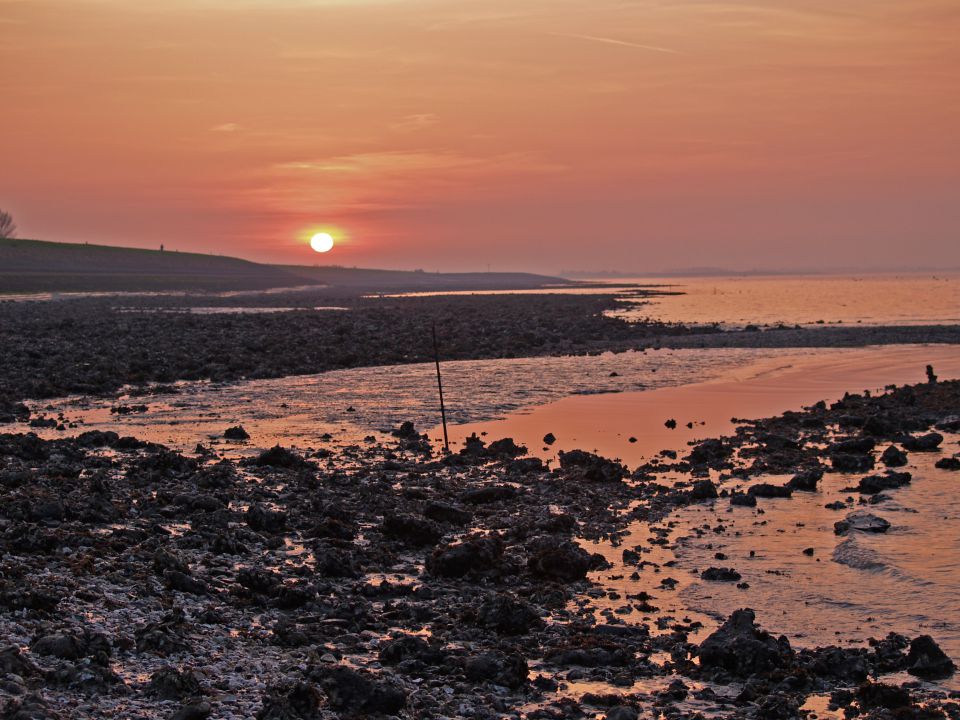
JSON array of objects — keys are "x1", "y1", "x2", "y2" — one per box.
[{"x1": 608, "y1": 273, "x2": 960, "y2": 329}]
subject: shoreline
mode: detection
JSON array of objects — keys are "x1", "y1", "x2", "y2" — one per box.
[{"x1": 2, "y1": 368, "x2": 959, "y2": 718}]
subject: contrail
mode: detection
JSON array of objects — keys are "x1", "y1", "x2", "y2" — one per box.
[{"x1": 546, "y1": 32, "x2": 682, "y2": 55}]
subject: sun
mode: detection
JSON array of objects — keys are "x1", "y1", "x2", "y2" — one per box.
[{"x1": 310, "y1": 232, "x2": 334, "y2": 253}]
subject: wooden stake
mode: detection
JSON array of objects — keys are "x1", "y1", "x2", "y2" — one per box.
[{"x1": 432, "y1": 322, "x2": 450, "y2": 453}]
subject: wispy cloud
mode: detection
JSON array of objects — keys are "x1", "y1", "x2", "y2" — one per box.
[
  {"x1": 390, "y1": 113, "x2": 440, "y2": 132},
  {"x1": 210, "y1": 122, "x2": 242, "y2": 132},
  {"x1": 545, "y1": 32, "x2": 682, "y2": 55}
]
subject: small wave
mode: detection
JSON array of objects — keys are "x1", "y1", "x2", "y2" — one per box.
[{"x1": 833, "y1": 537, "x2": 888, "y2": 572}]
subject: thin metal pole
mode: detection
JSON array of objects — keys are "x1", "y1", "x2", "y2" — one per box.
[{"x1": 432, "y1": 322, "x2": 450, "y2": 453}]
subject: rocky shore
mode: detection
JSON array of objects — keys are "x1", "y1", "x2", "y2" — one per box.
[{"x1": 2, "y1": 377, "x2": 959, "y2": 718}]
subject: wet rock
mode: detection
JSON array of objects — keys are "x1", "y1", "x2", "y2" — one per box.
[
  {"x1": 460, "y1": 484, "x2": 518, "y2": 504},
  {"x1": 730, "y1": 492, "x2": 757, "y2": 507},
  {"x1": 171, "y1": 701, "x2": 212, "y2": 720},
  {"x1": 936, "y1": 457, "x2": 960, "y2": 471},
  {"x1": 880, "y1": 445, "x2": 908, "y2": 467},
  {"x1": 856, "y1": 471, "x2": 911, "y2": 494},
  {"x1": 786, "y1": 467, "x2": 823, "y2": 491},
  {"x1": 905, "y1": 635, "x2": 955, "y2": 679},
  {"x1": 250, "y1": 445, "x2": 310, "y2": 469},
  {"x1": 464, "y1": 651, "x2": 529, "y2": 689},
  {"x1": 856, "y1": 682, "x2": 911, "y2": 710},
  {"x1": 936, "y1": 415, "x2": 960, "y2": 432},
  {"x1": 486, "y1": 437, "x2": 527, "y2": 458},
  {"x1": 378, "y1": 636, "x2": 445, "y2": 666},
  {"x1": 246, "y1": 504, "x2": 287, "y2": 533},
  {"x1": 312, "y1": 666, "x2": 407, "y2": 715},
  {"x1": 901, "y1": 432, "x2": 943, "y2": 452},
  {"x1": 427, "y1": 535, "x2": 503, "y2": 578},
  {"x1": 747, "y1": 483, "x2": 792, "y2": 499},
  {"x1": 701, "y1": 567, "x2": 741, "y2": 582},
  {"x1": 604, "y1": 707, "x2": 638, "y2": 720},
  {"x1": 801, "y1": 645, "x2": 870, "y2": 683},
  {"x1": 543, "y1": 432, "x2": 556, "y2": 445},
  {"x1": 834, "y1": 511, "x2": 890, "y2": 536},
  {"x1": 223, "y1": 425, "x2": 250, "y2": 440},
  {"x1": 690, "y1": 479, "x2": 718, "y2": 501},
  {"x1": 422, "y1": 501, "x2": 472, "y2": 525},
  {"x1": 686, "y1": 439, "x2": 730, "y2": 465},
  {"x1": 830, "y1": 437, "x2": 876, "y2": 454},
  {"x1": 391, "y1": 421, "x2": 419, "y2": 439},
  {"x1": 508, "y1": 457, "x2": 545, "y2": 474},
  {"x1": 380, "y1": 512, "x2": 442, "y2": 546},
  {"x1": 830, "y1": 453, "x2": 875, "y2": 473},
  {"x1": 477, "y1": 593, "x2": 543, "y2": 635},
  {"x1": 527, "y1": 540, "x2": 593, "y2": 583},
  {"x1": 558, "y1": 450, "x2": 626, "y2": 483},
  {"x1": 148, "y1": 667, "x2": 203, "y2": 701},
  {"x1": 698, "y1": 608, "x2": 792, "y2": 676},
  {"x1": 256, "y1": 681, "x2": 322, "y2": 720},
  {"x1": 164, "y1": 570, "x2": 209, "y2": 595}
]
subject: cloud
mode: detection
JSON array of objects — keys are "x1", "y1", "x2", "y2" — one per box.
[
  {"x1": 545, "y1": 32, "x2": 682, "y2": 55},
  {"x1": 391, "y1": 113, "x2": 440, "y2": 132},
  {"x1": 210, "y1": 123, "x2": 242, "y2": 132}
]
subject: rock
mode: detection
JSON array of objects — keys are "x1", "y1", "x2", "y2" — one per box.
[
  {"x1": 171, "y1": 701, "x2": 212, "y2": 720},
  {"x1": 256, "y1": 681, "x2": 322, "y2": 720},
  {"x1": 664, "y1": 419, "x2": 677, "y2": 429},
  {"x1": 543, "y1": 433, "x2": 556, "y2": 445},
  {"x1": 698, "y1": 608, "x2": 791, "y2": 676},
  {"x1": 223, "y1": 425, "x2": 250, "y2": 440},
  {"x1": 902, "y1": 432, "x2": 943, "y2": 452},
  {"x1": 378, "y1": 636, "x2": 445, "y2": 666},
  {"x1": 460, "y1": 485, "x2": 517, "y2": 504},
  {"x1": 701, "y1": 567, "x2": 741, "y2": 582},
  {"x1": 686, "y1": 438, "x2": 730, "y2": 465},
  {"x1": 936, "y1": 415, "x2": 960, "y2": 432},
  {"x1": 856, "y1": 471, "x2": 911, "y2": 494},
  {"x1": 251, "y1": 445, "x2": 310, "y2": 469},
  {"x1": 936, "y1": 457, "x2": 960, "y2": 471},
  {"x1": 485, "y1": 437, "x2": 527, "y2": 458},
  {"x1": 830, "y1": 437, "x2": 876, "y2": 454},
  {"x1": 246, "y1": 504, "x2": 287, "y2": 533},
  {"x1": 905, "y1": 635, "x2": 955, "y2": 679},
  {"x1": 834, "y1": 511, "x2": 890, "y2": 535},
  {"x1": 747, "y1": 483, "x2": 792, "y2": 499},
  {"x1": 380, "y1": 513, "x2": 442, "y2": 546},
  {"x1": 730, "y1": 492, "x2": 757, "y2": 507},
  {"x1": 313, "y1": 666, "x2": 406, "y2": 715},
  {"x1": 391, "y1": 421, "x2": 419, "y2": 439},
  {"x1": 527, "y1": 541, "x2": 593, "y2": 583},
  {"x1": 31, "y1": 633, "x2": 84, "y2": 661},
  {"x1": 856, "y1": 682, "x2": 911, "y2": 710},
  {"x1": 477, "y1": 594, "x2": 543, "y2": 635},
  {"x1": 786, "y1": 467, "x2": 823, "y2": 491},
  {"x1": 880, "y1": 445, "x2": 908, "y2": 467},
  {"x1": 148, "y1": 667, "x2": 202, "y2": 701},
  {"x1": 422, "y1": 501, "x2": 472, "y2": 525},
  {"x1": 558, "y1": 450, "x2": 626, "y2": 482},
  {"x1": 464, "y1": 651, "x2": 529, "y2": 689},
  {"x1": 831, "y1": 453, "x2": 875, "y2": 473},
  {"x1": 427, "y1": 535, "x2": 503, "y2": 578},
  {"x1": 605, "y1": 707, "x2": 638, "y2": 720},
  {"x1": 164, "y1": 570, "x2": 208, "y2": 595},
  {"x1": 690, "y1": 479, "x2": 718, "y2": 501}
]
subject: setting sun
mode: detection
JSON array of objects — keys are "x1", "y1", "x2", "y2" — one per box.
[{"x1": 310, "y1": 232, "x2": 334, "y2": 253}]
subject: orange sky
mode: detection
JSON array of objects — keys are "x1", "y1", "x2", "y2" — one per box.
[{"x1": 1, "y1": 0, "x2": 958, "y2": 272}]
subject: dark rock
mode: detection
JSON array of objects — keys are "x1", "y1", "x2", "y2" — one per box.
[
  {"x1": 905, "y1": 635, "x2": 955, "y2": 679},
  {"x1": 686, "y1": 439, "x2": 730, "y2": 465},
  {"x1": 558, "y1": 450, "x2": 626, "y2": 482},
  {"x1": 223, "y1": 425, "x2": 250, "y2": 440},
  {"x1": 690, "y1": 479, "x2": 718, "y2": 501},
  {"x1": 378, "y1": 636, "x2": 445, "y2": 666},
  {"x1": 246, "y1": 504, "x2": 287, "y2": 533},
  {"x1": 730, "y1": 492, "x2": 757, "y2": 507},
  {"x1": 748, "y1": 483, "x2": 792, "y2": 499},
  {"x1": 464, "y1": 651, "x2": 529, "y2": 689},
  {"x1": 880, "y1": 445, "x2": 908, "y2": 467},
  {"x1": 936, "y1": 457, "x2": 960, "y2": 471},
  {"x1": 460, "y1": 485, "x2": 517, "y2": 504},
  {"x1": 256, "y1": 681, "x2": 322, "y2": 720},
  {"x1": 148, "y1": 667, "x2": 203, "y2": 701},
  {"x1": 313, "y1": 666, "x2": 406, "y2": 715},
  {"x1": 834, "y1": 511, "x2": 890, "y2": 535},
  {"x1": 423, "y1": 502, "x2": 472, "y2": 525},
  {"x1": 831, "y1": 453, "x2": 875, "y2": 473},
  {"x1": 786, "y1": 467, "x2": 823, "y2": 491},
  {"x1": 427, "y1": 535, "x2": 503, "y2": 578},
  {"x1": 856, "y1": 471, "x2": 911, "y2": 494},
  {"x1": 605, "y1": 707, "x2": 638, "y2": 720},
  {"x1": 163, "y1": 570, "x2": 208, "y2": 595},
  {"x1": 830, "y1": 437, "x2": 876, "y2": 454},
  {"x1": 31, "y1": 633, "x2": 84, "y2": 661},
  {"x1": 543, "y1": 433, "x2": 556, "y2": 445},
  {"x1": 902, "y1": 432, "x2": 943, "y2": 452},
  {"x1": 856, "y1": 682, "x2": 911, "y2": 710},
  {"x1": 171, "y1": 701, "x2": 212, "y2": 720},
  {"x1": 251, "y1": 445, "x2": 310, "y2": 469},
  {"x1": 380, "y1": 513, "x2": 442, "y2": 546},
  {"x1": 698, "y1": 608, "x2": 791, "y2": 676},
  {"x1": 527, "y1": 541, "x2": 593, "y2": 583},
  {"x1": 701, "y1": 567, "x2": 741, "y2": 582},
  {"x1": 477, "y1": 594, "x2": 543, "y2": 635}
]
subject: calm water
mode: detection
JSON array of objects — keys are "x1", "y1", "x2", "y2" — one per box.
[{"x1": 608, "y1": 273, "x2": 960, "y2": 329}]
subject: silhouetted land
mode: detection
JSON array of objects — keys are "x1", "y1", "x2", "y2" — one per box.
[{"x1": 0, "y1": 238, "x2": 570, "y2": 293}]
